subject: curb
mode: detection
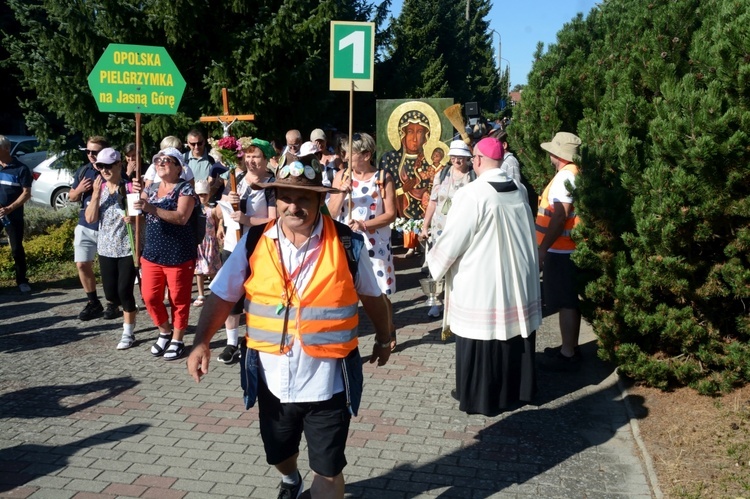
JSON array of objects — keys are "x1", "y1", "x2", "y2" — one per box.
[{"x1": 616, "y1": 370, "x2": 664, "y2": 499}]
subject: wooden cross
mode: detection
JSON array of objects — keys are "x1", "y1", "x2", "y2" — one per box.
[
  {"x1": 199, "y1": 87, "x2": 255, "y2": 240},
  {"x1": 199, "y1": 87, "x2": 255, "y2": 136}
]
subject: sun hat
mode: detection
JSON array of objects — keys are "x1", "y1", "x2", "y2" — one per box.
[
  {"x1": 250, "y1": 138, "x2": 277, "y2": 160},
  {"x1": 194, "y1": 180, "x2": 210, "y2": 195},
  {"x1": 310, "y1": 128, "x2": 326, "y2": 142},
  {"x1": 474, "y1": 137, "x2": 504, "y2": 160},
  {"x1": 298, "y1": 141, "x2": 321, "y2": 158},
  {"x1": 540, "y1": 132, "x2": 581, "y2": 162},
  {"x1": 251, "y1": 152, "x2": 340, "y2": 194},
  {"x1": 95, "y1": 148, "x2": 121, "y2": 165},
  {"x1": 151, "y1": 147, "x2": 185, "y2": 167},
  {"x1": 448, "y1": 140, "x2": 472, "y2": 158}
]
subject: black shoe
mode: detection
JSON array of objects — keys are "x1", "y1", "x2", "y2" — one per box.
[
  {"x1": 102, "y1": 303, "x2": 121, "y2": 320},
  {"x1": 539, "y1": 348, "x2": 582, "y2": 372},
  {"x1": 277, "y1": 471, "x2": 304, "y2": 499},
  {"x1": 543, "y1": 345, "x2": 581, "y2": 358},
  {"x1": 78, "y1": 300, "x2": 103, "y2": 321},
  {"x1": 217, "y1": 344, "x2": 240, "y2": 364},
  {"x1": 450, "y1": 389, "x2": 460, "y2": 401}
]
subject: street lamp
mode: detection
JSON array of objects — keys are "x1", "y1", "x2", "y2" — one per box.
[
  {"x1": 488, "y1": 29, "x2": 502, "y2": 70},
  {"x1": 501, "y1": 57, "x2": 511, "y2": 102}
]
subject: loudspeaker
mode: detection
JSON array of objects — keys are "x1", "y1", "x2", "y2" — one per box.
[{"x1": 465, "y1": 102, "x2": 479, "y2": 118}]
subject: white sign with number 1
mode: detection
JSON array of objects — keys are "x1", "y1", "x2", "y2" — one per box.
[{"x1": 330, "y1": 21, "x2": 375, "y2": 92}]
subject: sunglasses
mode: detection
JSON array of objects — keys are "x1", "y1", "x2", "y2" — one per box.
[
  {"x1": 188, "y1": 141, "x2": 204, "y2": 147},
  {"x1": 96, "y1": 163, "x2": 116, "y2": 170},
  {"x1": 85, "y1": 149, "x2": 102, "y2": 156},
  {"x1": 154, "y1": 157, "x2": 177, "y2": 166}
]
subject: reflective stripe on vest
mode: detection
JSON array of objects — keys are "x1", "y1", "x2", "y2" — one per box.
[
  {"x1": 244, "y1": 216, "x2": 360, "y2": 358},
  {"x1": 535, "y1": 164, "x2": 579, "y2": 251}
]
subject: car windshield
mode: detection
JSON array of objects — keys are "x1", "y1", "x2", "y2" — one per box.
[{"x1": 10, "y1": 139, "x2": 40, "y2": 155}]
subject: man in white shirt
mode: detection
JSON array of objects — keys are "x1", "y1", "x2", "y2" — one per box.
[
  {"x1": 536, "y1": 132, "x2": 583, "y2": 371},
  {"x1": 187, "y1": 153, "x2": 392, "y2": 499}
]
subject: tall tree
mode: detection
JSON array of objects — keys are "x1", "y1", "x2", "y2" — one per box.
[
  {"x1": 378, "y1": 0, "x2": 500, "y2": 113},
  {"x1": 3, "y1": 0, "x2": 376, "y2": 157},
  {"x1": 511, "y1": 0, "x2": 750, "y2": 393}
]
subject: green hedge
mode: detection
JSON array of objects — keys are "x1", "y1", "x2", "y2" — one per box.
[{"x1": 0, "y1": 218, "x2": 77, "y2": 280}]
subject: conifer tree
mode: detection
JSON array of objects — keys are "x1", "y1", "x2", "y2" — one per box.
[
  {"x1": 511, "y1": 0, "x2": 750, "y2": 393},
  {"x1": 2, "y1": 0, "x2": 375, "y2": 154},
  {"x1": 379, "y1": 0, "x2": 500, "y2": 112}
]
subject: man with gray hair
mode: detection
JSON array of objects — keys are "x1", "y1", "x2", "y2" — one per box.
[{"x1": 0, "y1": 135, "x2": 32, "y2": 293}]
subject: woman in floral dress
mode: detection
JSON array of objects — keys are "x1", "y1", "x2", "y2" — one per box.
[{"x1": 328, "y1": 132, "x2": 399, "y2": 350}]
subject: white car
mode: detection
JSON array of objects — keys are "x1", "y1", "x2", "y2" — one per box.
[{"x1": 30, "y1": 154, "x2": 75, "y2": 210}]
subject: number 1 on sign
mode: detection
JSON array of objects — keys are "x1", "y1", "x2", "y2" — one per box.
[{"x1": 338, "y1": 31, "x2": 365, "y2": 74}]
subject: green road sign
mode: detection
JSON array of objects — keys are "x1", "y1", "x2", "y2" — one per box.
[
  {"x1": 330, "y1": 21, "x2": 375, "y2": 92},
  {"x1": 87, "y1": 44, "x2": 186, "y2": 114}
]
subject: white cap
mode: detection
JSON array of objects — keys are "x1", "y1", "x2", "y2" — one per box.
[{"x1": 448, "y1": 140, "x2": 472, "y2": 158}]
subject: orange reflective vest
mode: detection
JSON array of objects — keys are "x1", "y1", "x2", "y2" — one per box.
[
  {"x1": 535, "y1": 164, "x2": 579, "y2": 252},
  {"x1": 244, "y1": 216, "x2": 359, "y2": 358}
]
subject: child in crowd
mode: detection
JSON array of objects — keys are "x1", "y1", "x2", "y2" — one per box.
[{"x1": 193, "y1": 180, "x2": 222, "y2": 307}]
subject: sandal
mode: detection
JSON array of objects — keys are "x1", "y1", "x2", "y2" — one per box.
[
  {"x1": 150, "y1": 332, "x2": 173, "y2": 357},
  {"x1": 163, "y1": 341, "x2": 185, "y2": 361},
  {"x1": 390, "y1": 330, "x2": 397, "y2": 352},
  {"x1": 193, "y1": 296, "x2": 205, "y2": 307},
  {"x1": 116, "y1": 332, "x2": 135, "y2": 350}
]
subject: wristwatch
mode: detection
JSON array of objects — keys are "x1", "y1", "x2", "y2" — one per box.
[{"x1": 374, "y1": 338, "x2": 391, "y2": 348}]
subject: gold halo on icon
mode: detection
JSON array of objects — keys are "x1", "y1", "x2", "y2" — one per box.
[{"x1": 386, "y1": 101, "x2": 443, "y2": 158}]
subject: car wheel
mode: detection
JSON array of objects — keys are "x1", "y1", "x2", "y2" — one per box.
[{"x1": 52, "y1": 187, "x2": 71, "y2": 210}]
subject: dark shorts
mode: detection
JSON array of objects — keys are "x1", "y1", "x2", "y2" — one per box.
[
  {"x1": 257, "y1": 378, "x2": 351, "y2": 477},
  {"x1": 221, "y1": 249, "x2": 245, "y2": 315},
  {"x1": 543, "y1": 252, "x2": 579, "y2": 311}
]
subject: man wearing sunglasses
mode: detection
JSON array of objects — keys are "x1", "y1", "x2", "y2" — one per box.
[
  {"x1": 183, "y1": 129, "x2": 215, "y2": 183},
  {"x1": 69, "y1": 135, "x2": 110, "y2": 321}
]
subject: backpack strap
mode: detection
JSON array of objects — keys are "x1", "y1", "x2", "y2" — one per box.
[
  {"x1": 244, "y1": 224, "x2": 267, "y2": 256},
  {"x1": 332, "y1": 219, "x2": 362, "y2": 283}
]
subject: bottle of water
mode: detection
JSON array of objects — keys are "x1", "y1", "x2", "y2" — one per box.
[{"x1": 0, "y1": 206, "x2": 10, "y2": 227}]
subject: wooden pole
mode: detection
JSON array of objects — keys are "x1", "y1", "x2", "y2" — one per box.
[
  {"x1": 229, "y1": 169, "x2": 241, "y2": 242},
  {"x1": 347, "y1": 80, "x2": 354, "y2": 222},
  {"x1": 134, "y1": 112, "x2": 142, "y2": 268}
]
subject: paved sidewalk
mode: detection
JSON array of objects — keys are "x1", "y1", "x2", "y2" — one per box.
[{"x1": 0, "y1": 256, "x2": 658, "y2": 498}]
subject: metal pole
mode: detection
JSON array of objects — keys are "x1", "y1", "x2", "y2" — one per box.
[{"x1": 466, "y1": 0, "x2": 470, "y2": 21}]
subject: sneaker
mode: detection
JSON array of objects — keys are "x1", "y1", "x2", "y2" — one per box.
[
  {"x1": 18, "y1": 283, "x2": 31, "y2": 294},
  {"x1": 539, "y1": 348, "x2": 582, "y2": 372},
  {"x1": 278, "y1": 471, "x2": 304, "y2": 499},
  {"x1": 103, "y1": 303, "x2": 121, "y2": 320},
  {"x1": 427, "y1": 305, "x2": 442, "y2": 317},
  {"x1": 78, "y1": 300, "x2": 103, "y2": 321},
  {"x1": 217, "y1": 344, "x2": 240, "y2": 364}
]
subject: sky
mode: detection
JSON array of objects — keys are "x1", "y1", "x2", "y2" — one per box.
[{"x1": 387, "y1": 0, "x2": 600, "y2": 88}]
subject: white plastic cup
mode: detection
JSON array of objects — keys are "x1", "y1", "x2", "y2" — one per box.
[{"x1": 126, "y1": 193, "x2": 142, "y2": 215}]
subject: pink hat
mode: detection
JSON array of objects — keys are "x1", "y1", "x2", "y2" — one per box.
[{"x1": 475, "y1": 137, "x2": 504, "y2": 160}]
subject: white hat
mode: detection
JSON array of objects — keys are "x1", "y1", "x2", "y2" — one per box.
[
  {"x1": 310, "y1": 128, "x2": 326, "y2": 142},
  {"x1": 95, "y1": 148, "x2": 121, "y2": 165},
  {"x1": 299, "y1": 141, "x2": 321, "y2": 157},
  {"x1": 448, "y1": 140, "x2": 472, "y2": 158},
  {"x1": 151, "y1": 147, "x2": 185, "y2": 167},
  {"x1": 194, "y1": 180, "x2": 210, "y2": 195}
]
